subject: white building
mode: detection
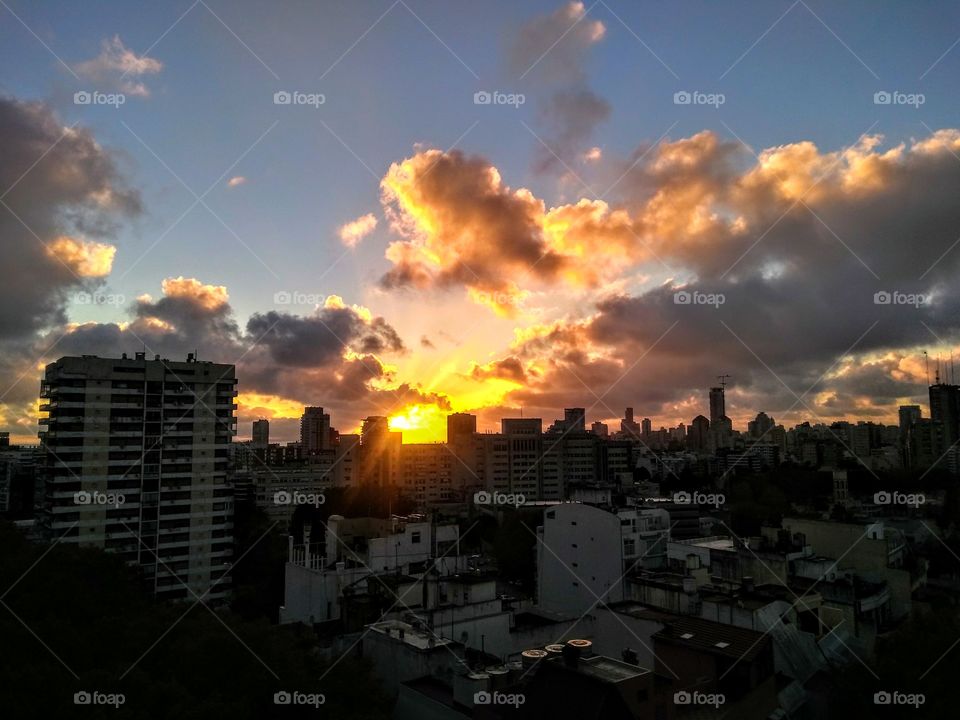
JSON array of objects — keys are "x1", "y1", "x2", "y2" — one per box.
[{"x1": 536, "y1": 503, "x2": 671, "y2": 616}]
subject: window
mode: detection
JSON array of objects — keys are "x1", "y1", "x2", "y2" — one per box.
[{"x1": 411, "y1": 531, "x2": 422, "y2": 544}]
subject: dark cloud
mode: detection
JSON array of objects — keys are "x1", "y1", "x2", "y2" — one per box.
[
  {"x1": 0, "y1": 96, "x2": 139, "y2": 339},
  {"x1": 246, "y1": 306, "x2": 404, "y2": 368}
]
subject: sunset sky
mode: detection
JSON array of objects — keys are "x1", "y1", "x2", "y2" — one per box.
[{"x1": 3, "y1": 0, "x2": 960, "y2": 444}]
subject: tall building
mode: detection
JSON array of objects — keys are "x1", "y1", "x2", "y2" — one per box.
[
  {"x1": 687, "y1": 415, "x2": 710, "y2": 452},
  {"x1": 898, "y1": 405, "x2": 921, "y2": 438},
  {"x1": 929, "y1": 384, "x2": 960, "y2": 446},
  {"x1": 709, "y1": 386, "x2": 725, "y2": 424},
  {"x1": 446, "y1": 412, "x2": 477, "y2": 444},
  {"x1": 300, "y1": 406, "x2": 332, "y2": 454},
  {"x1": 564, "y1": 407, "x2": 586, "y2": 433},
  {"x1": 359, "y1": 416, "x2": 401, "y2": 487},
  {"x1": 252, "y1": 418, "x2": 269, "y2": 448},
  {"x1": 747, "y1": 412, "x2": 775, "y2": 439},
  {"x1": 39, "y1": 353, "x2": 237, "y2": 601}
]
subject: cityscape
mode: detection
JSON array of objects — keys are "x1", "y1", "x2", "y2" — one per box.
[{"x1": 2, "y1": 1, "x2": 960, "y2": 719}]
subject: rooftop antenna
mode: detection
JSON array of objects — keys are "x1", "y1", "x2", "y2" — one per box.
[
  {"x1": 924, "y1": 351, "x2": 930, "y2": 386},
  {"x1": 716, "y1": 374, "x2": 731, "y2": 390},
  {"x1": 936, "y1": 354, "x2": 941, "y2": 385}
]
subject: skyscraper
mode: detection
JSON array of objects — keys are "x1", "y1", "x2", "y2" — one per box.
[
  {"x1": 446, "y1": 412, "x2": 477, "y2": 444},
  {"x1": 929, "y1": 384, "x2": 960, "y2": 446},
  {"x1": 39, "y1": 353, "x2": 237, "y2": 601},
  {"x1": 564, "y1": 407, "x2": 586, "y2": 433},
  {"x1": 300, "y1": 406, "x2": 332, "y2": 453},
  {"x1": 252, "y1": 418, "x2": 269, "y2": 448},
  {"x1": 709, "y1": 387, "x2": 725, "y2": 424}
]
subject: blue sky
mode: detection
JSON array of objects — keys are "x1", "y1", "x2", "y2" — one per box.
[
  {"x1": 3, "y1": 1, "x2": 960, "y2": 441},
  {"x1": 3, "y1": 0, "x2": 957, "y2": 327}
]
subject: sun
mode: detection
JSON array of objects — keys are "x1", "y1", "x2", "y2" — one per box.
[{"x1": 388, "y1": 404, "x2": 448, "y2": 443}]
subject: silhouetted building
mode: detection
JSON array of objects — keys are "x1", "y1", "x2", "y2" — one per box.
[
  {"x1": 39, "y1": 353, "x2": 237, "y2": 601},
  {"x1": 300, "y1": 406, "x2": 332, "y2": 453},
  {"x1": 252, "y1": 418, "x2": 269, "y2": 448}
]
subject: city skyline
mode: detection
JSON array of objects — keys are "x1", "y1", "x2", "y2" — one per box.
[{"x1": 3, "y1": 1, "x2": 960, "y2": 446}]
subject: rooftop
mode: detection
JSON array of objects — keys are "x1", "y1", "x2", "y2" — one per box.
[{"x1": 653, "y1": 616, "x2": 769, "y2": 662}]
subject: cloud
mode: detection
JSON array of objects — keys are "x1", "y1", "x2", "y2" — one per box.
[
  {"x1": 45, "y1": 236, "x2": 116, "y2": 277},
  {"x1": 470, "y1": 357, "x2": 528, "y2": 384},
  {"x1": 0, "y1": 96, "x2": 139, "y2": 340},
  {"x1": 374, "y1": 127, "x2": 960, "y2": 428},
  {"x1": 246, "y1": 302, "x2": 405, "y2": 368},
  {"x1": 160, "y1": 277, "x2": 229, "y2": 311},
  {"x1": 509, "y1": 2, "x2": 609, "y2": 175},
  {"x1": 73, "y1": 35, "x2": 163, "y2": 97},
  {"x1": 227, "y1": 176, "x2": 246, "y2": 188},
  {"x1": 338, "y1": 212, "x2": 378, "y2": 247},
  {"x1": 508, "y1": 2, "x2": 605, "y2": 83}
]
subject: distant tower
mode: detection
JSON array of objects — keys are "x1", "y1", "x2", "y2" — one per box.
[
  {"x1": 709, "y1": 387, "x2": 726, "y2": 424},
  {"x1": 300, "y1": 407, "x2": 332, "y2": 453},
  {"x1": 252, "y1": 418, "x2": 269, "y2": 448}
]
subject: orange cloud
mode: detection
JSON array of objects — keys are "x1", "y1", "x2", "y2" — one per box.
[
  {"x1": 338, "y1": 212, "x2": 378, "y2": 247},
  {"x1": 45, "y1": 236, "x2": 116, "y2": 277},
  {"x1": 160, "y1": 276, "x2": 229, "y2": 310}
]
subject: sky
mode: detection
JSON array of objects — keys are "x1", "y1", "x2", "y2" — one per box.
[{"x1": 2, "y1": 0, "x2": 960, "y2": 444}]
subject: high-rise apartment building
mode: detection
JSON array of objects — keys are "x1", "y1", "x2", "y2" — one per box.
[
  {"x1": 252, "y1": 418, "x2": 269, "y2": 448},
  {"x1": 709, "y1": 386, "x2": 726, "y2": 424},
  {"x1": 300, "y1": 406, "x2": 332, "y2": 454},
  {"x1": 39, "y1": 353, "x2": 237, "y2": 601},
  {"x1": 929, "y1": 384, "x2": 960, "y2": 446}
]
